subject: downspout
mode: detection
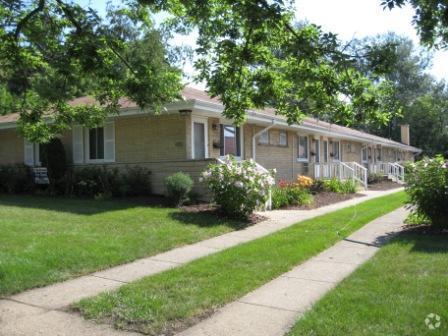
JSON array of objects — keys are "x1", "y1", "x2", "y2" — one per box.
[{"x1": 252, "y1": 120, "x2": 276, "y2": 161}]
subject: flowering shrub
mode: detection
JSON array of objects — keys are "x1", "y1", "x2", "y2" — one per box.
[
  {"x1": 201, "y1": 156, "x2": 275, "y2": 218},
  {"x1": 406, "y1": 156, "x2": 448, "y2": 227},
  {"x1": 296, "y1": 175, "x2": 313, "y2": 188}
]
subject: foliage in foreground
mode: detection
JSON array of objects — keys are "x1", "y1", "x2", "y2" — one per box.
[
  {"x1": 201, "y1": 156, "x2": 275, "y2": 218},
  {"x1": 76, "y1": 192, "x2": 406, "y2": 336},
  {"x1": 2, "y1": 1, "x2": 407, "y2": 142},
  {"x1": 405, "y1": 156, "x2": 448, "y2": 227}
]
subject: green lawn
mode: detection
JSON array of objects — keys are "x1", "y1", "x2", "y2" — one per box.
[
  {"x1": 288, "y1": 231, "x2": 448, "y2": 336},
  {"x1": 76, "y1": 191, "x2": 407, "y2": 335},
  {"x1": 0, "y1": 195, "x2": 242, "y2": 296}
]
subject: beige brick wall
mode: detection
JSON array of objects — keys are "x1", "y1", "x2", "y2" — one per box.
[
  {"x1": 243, "y1": 125, "x2": 311, "y2": 181},
  {"x1": 0, "y1": 129, "x2": 24, "y2": 165},
  {"x1": 115, "y1": 114, "x2": 187, "y2": 162},
  {"x1": 341, "y1": 140, "x2": 362, "y2": 162}
]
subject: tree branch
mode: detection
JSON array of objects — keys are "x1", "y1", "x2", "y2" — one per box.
[{"x1": 14, "y1": 0, "x2": 46, "y2": 41}]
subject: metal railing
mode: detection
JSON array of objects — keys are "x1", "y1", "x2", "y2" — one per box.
[
  {"x1": 369, "y1": 162, "x2": 405, "y2": 183},
  {"x1": 345, "y1": 161, "x2": 368, "y2": 189},
  {"x1": 314, "y1": 161, "x2": 367, "y2": 189}
]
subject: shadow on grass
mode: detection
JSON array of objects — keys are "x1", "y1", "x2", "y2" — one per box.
[
  {"x1": 0, "y1": 194, "x2": 162, "y2": 215},
  {"x1": 169, "y1": 211, "x2": 249, "y2": 230},
  {"x1": 344, "y1": 225, "x2": 448, "y2": 252}
]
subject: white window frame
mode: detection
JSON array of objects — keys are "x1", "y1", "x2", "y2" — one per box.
[
  {"x1": 191, "y1": 116, "x2": 209, "y2": 159},
  {"x1": 258, "y1": 130, "x2": 269, "y2": 145},
  {"x1": 220, "y1": 123, "x2": 243, "y2": 160},
  {"x1": 278, "y1": 130, "x2": 288, "y2": 146},
  {"x1": 297, "y1": 134, "x2": 309, "y2": 162},
  {"x1": 332, "y1": 140, "x2": 341, "y2": 162},
  {"x1": 85, "y1": 122, "x2": 115, "y2": 164}
]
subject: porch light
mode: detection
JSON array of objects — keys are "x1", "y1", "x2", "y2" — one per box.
[
  {"x1": 212, "y1": 123, "x2": 218, "y2": 130},
  {"x1": 179, "y1": 109, "x2": 192, "y2": 116}
]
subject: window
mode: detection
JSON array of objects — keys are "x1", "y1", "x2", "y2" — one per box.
[
  {"x1": 79, "y1": 122, "x2": 115, "y2": 163},
  {"x1": 362, "y1": 147, "x2": 368, "y2": 162},
  {"x1": 259, "y1": 130, "x2": 269, "y2": 144},
  {"x1": 323, "y1": 140, "x2": 328, "y2": 163},
  {"x1": 89, "y1": 127, "x2": 104, "y2": 160},
  {"x1": 297, "y1": 135, "x2": 309, "y2": 161},
  {"x1": 220, "y1": 125, "x2": 241, "y2": 157},
  {"x1": 279, "y1": 130, "x2": 287, "y2": 146},
  {"x1": 332, "y1": 141, "x2": 340, "y2": 161},
  {"x1": 314, "y1": 139, "x2": 320, "y2": 163}
]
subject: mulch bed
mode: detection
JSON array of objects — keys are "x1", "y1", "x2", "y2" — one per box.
[
  {"x1": 286, "y1": 192, "x2": 365, "y2": 210},
  {"x1": 181, "y1": 203, "x2": 267, "y2": 225},
  {"x1": 368, "y1": 180, "x2": 403, "y2": 191}
]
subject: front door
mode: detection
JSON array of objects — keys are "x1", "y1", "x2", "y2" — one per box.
[{"x1": 192, "y1": 117, "x2": 208, "y2": 159}]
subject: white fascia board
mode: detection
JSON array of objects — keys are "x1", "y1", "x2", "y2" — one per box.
[{"x1": 191, "y1": 99, "x2": 420, "y2": 152}]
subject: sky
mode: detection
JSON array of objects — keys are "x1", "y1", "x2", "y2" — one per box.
[{"x1": 78, "y1": 0, "x2": 448, "y2": 83}]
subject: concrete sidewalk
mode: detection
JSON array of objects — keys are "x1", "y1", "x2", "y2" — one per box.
[
  {"x1": 178, "y1": 207, "x2": 408, "y2": 336},
  {"x1": 0, "y1": 188, "x2": 402, "y2": 336}
]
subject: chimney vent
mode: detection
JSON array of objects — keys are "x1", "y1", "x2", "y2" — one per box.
[{"x1": 400, "y1": 124, "x2": 410, "y2": 145}]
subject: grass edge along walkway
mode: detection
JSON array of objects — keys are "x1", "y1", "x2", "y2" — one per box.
[
  {"x1": 287, "y1": 230, "x2": 448, "y2": 336},
  {"x1": 75, "y1": 191, "x2": 407, "y2": 335}
]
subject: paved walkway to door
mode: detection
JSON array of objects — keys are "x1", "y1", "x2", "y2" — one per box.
[{"x1": 0, "y1": 188, "x2": 403, "y2": 336}]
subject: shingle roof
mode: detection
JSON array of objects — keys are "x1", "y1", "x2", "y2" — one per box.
[{"x1": 0, "y1": 86, "x2": 420, "y2": 152}]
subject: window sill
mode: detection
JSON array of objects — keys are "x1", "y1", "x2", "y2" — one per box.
[{"x1": 296, "y1": 158, "x2": 309, "y2": 163}]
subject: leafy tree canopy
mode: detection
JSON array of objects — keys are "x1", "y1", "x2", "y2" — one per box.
[
  {"x1": 382, "y1": 0, "x2": 448, "y2": 48},
  {"x1": 348, "y1": 33, "x2": 448, "y2": 155},
  {"x1": 1, "y1": 0, "x2": 405, "y2": 142}
]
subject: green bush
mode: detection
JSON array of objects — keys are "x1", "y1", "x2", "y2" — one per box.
[
  {"x1": 69, "y1": 165, "x2": 152, "y2": 198},
  {"x1": 323, "y1": 178, "x2": 358, "y2": 194},
  {"x1": 368, "y1": 172, "x2": 384, "y2": 184},
  {"x1": 0, "y1": 165, "x2": 33, "y2": 194},
  {"x1": 202, "y1": 156, "x2": 275, "y2": 218},
  {"x1": 271, "y1": 184, "x2": 313, "y2": 209},
  {"x1": 125, "y1": 166, "x2": 152, "y2": 196},
  {"x1": 165, "y1": 172, "x2": 193, "y2": 206},
  {"x1": 272, "y1": 187, "x2": 290, "y2": 209},
  {"x1": 405, "y1": 156, "x2": 448, "y2": 227}
]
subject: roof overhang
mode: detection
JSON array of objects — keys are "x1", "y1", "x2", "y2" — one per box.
[{"x1": 0, "y1": 97, "x2": 422, "y2": 153}]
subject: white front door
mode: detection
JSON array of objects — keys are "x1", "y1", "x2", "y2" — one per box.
[{"x1": 192, "y1": 116, "x2": 208, "y2": 159}]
